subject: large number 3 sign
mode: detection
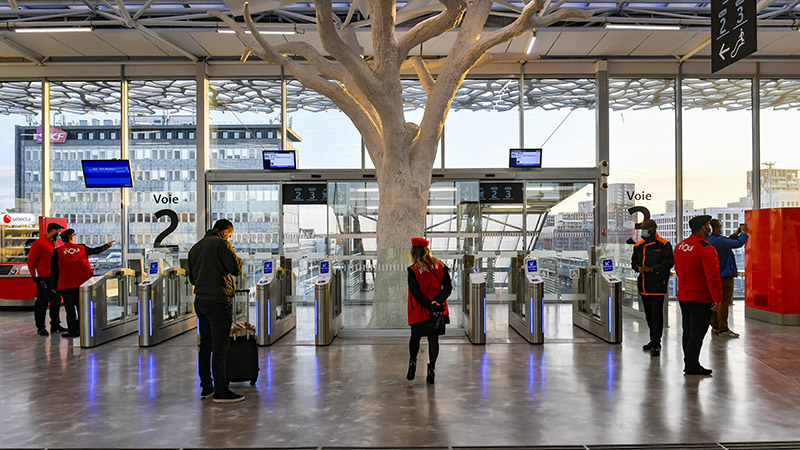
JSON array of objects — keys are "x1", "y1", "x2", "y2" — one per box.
[
  {"x1": 626, "y1": 206, "x2": 651, "y2": 244},
  {"x1": 154, "y1": 209, "x2": 179, "y2": 248}
]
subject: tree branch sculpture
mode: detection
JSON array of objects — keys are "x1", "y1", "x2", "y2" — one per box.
[{"x1": 210, "y1": 0, "x2": 592, "y2": 328}]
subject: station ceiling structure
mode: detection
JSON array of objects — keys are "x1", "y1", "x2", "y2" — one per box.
[{"x1": 0, "y1": 1, "x2": 798, "y2": 116}]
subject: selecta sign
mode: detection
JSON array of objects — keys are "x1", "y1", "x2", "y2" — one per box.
[
  {"x1": 1, "y1": 213, "x2": 38, "y2": 226},
  {"x1": 35, "y1": 127, "x2": 68, "y2": 144}
]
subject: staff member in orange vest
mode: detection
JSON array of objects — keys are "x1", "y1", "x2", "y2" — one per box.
[
  {"x1": 406, "y1": 237, "x2": 451, "y2": 385},
  {"x1": 26, "y1": 222, "x2": 66, "y2": 336},
  {"x1": 631, "y1": 219, "x2": 674, "y2": 357},
  {"x1": 50, "y1": 229, "x2": 114, "y2": 338}
]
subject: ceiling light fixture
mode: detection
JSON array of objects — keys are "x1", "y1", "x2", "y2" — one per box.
[
  {"x1": 217, "y1": 28, "x2": 296, "y2": 35},
  {"x1": 525, "y1": 32, "x2": 536, "y2": 54},
  {"x1": 15, "y1": 27, "x2": 93, "y2": 33},
  {"x1": 604, "y1": 24, "x2": 681, "y2": 31}
]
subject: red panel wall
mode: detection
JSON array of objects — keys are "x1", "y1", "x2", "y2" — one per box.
[{"x1": 745, "y1": 208, "x2": 800, "y2": 315}]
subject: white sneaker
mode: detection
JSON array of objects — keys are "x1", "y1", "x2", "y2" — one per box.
[{"x1": 719, "y1": 330, "x2": 740, "y2": 338}]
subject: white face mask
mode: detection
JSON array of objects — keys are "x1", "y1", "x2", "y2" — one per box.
[{"x1": 641, "y1": 229, "x2": 652, "y2": 238}]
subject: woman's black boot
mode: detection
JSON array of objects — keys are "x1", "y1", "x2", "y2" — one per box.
[
  {"x1": 426, "y1": 363, "x2": 435, "y2": 384},
  {"x1": 406, "y1": 359, "x2": 416, "y2": 380}
]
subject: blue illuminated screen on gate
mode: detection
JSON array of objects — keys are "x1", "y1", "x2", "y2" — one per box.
[
  {"x1": 264, "y1": 261, "x2": 273, "y2": 274},
  {"x1": 527, "y1": 259, "x2": 538, "y2": 273},
  {"x1": 149, "y1": 262, "x2": 159, "y2": 275},
  {"x1": 320, "y1": 261, "x2": 329, "y2": 274},
  {"x1": 82, "y1": 159, "x2": 133, "y2": 188},
  {"x1": 602, "y1": 259, "x2": 614, "y2": 272},
  {"x1": 262, "y1": 150, "x2": 297, "y2": 169}
]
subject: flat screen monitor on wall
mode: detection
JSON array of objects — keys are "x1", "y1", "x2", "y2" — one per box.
[
  {"x1": 509, "y1": 149, "x2": 542, "y2": 168},
  {"x1": 263, "y1": 151, "x2": 297, "y2": 169},
  {"x1": 81, "y1": 159, "x2": 134, "y2": 188}
]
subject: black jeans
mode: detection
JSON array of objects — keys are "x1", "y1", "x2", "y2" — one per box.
[
  {"x1": 641, "y1": 294, "x2": 664, "y2": 346},
  {"x1": 60, "y1": 287, "x2": 80, "y2": 334},
  {"x1": 195, "y1": 298, "x2": 232, "y2": 393},
  {"x1": 679, "y1": 301, "x2": 713, "y2": 371},
  {"x1": 34, "y1": 278, "x2": 62, "y2": 330}
]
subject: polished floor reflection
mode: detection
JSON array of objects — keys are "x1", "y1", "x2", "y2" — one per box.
[{"x1": 0, "y1": 302, "x2": 798, "y2": 448}]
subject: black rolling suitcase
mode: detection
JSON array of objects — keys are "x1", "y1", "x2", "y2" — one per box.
[{"x1": 226, "y1": 288, "x2": 259, "y2": 386}]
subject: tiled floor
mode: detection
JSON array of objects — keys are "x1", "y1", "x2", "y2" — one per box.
[{"x1": 1, "y1": 301, "x2": 798, "y2": 448}]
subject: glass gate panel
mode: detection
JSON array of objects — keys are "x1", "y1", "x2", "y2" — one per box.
[
  {"x1": 209, "y1": 184, "x2": 282, "y2": 282},
  {"x1": 527, "y1": 182, "x2": 594, "y2": 300},
  {"x1": 329, "y1": 181, "x2": 378, "y2": 329}
]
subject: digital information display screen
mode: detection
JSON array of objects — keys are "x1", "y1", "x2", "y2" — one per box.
[
  {"x1": 149, "y1": 262, "x2": 160, "y2": 275},
  {"x1": 320, "y1": 261, "x2": 329, "y2": 274},
  {"x1": 602, "y1": 259, "x2": 614, "y2": 272},
  {"x1": 527, "y1": 259, "x2": 538, "y2": 273},
  {"x1": 264, "y1": 261, "x2": 273, "y2": 274},
  {"x1": 479, "y1": 182, "x2": 524, "y2": 203},
  {"x1": 509, "y1": 149, "x2": 542, "y2": 168},
  {"x1": 282, "y1": 183, "x2": 328, "y2": 205},
  {"x1": 263, "y1": 151, "x2": 297, "y2": 169},
  {"x1": 82, "y1": 160, "x2": 133, "y2": 188}
]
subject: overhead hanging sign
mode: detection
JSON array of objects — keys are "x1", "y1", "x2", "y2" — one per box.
[
  {"x1": 479, "y1": 182, "x2": 523, "y2": 203},
  {"x1": 711, "y1": 0, "x2": 757, "y2": 73}
]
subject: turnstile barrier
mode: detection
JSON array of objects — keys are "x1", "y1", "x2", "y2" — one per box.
[
  {"x1": 255, "y1": 259, "x2": 296, "y2": 346},
  {"x1": 509, "y1": 257, "x2": 544, "y2": 344},
  {"x1": 463, "y1": 271, "x2": 487, "y2": 345},
  {"x1": 315, "y1": 260, "x2": 342, "y2": 346},
  {"x1": 138, "y1": 260, "x2": 196, "y2": 347},
  {"x1": 78, "y1": 267, "x2": 139, "y2": 348},
  {"x1": 572, "y1": 249, "x2": 623, "y2": 344}
]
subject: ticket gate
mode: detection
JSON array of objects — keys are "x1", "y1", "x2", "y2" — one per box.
[
  {"x1": 138, "y1": 259, "x2": 196, "y2": 347},
  {"x1": 463, "y1": 270, "x2": 487, "y2": 345},
  {"x1": 315, "y1": 260, "x2": 342, "y2": 346},
  {"x1": 572, "y1": 250, "x2": 623, "y2": 344},
  {"x1": 510, "y1": 257, "x2": 544, "y2": 344},
  {"x1": 78, "y1": 268, "x2": 139, "y2": 348},
  {"x1": 255, "y1": 259, "x2": 295, "y2": 346}
]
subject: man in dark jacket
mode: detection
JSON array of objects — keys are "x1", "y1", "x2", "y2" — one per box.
[
  {"x1": 50, "y1": 228, "x2": 114, "y2": 338},
  {"x1": 27, "y1": 222, "x2": 65, "y2": 336},
  {"x1": 188, "y1": 219, "x2": 245, "y2": 404},
  {"x1": 631, "y1": 219, "x2": 674, "y2": 357}
]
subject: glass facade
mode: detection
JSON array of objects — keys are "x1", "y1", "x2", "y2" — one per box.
[{"x1": 1, "y1": 73, "x2": 796, "y2": 309}]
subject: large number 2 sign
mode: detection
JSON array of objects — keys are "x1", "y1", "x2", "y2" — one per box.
[{"x1": 153, "y1": 209, "x2": 179, "y2": 248}]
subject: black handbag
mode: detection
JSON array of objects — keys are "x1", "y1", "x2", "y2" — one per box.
[{"x1": 431, "y1": 266, "x2": 450, "y2": 336}]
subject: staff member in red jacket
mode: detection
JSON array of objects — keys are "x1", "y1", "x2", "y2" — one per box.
[
  {"x1": 50, "y1": 229, "x2": 114, "y2": 338},
  {"x1": 674, "y1": 215, "x2": 721, "y2": 376},
  {"x1": 406, "y1": 238, "x2": 451, "y2": 385},
  {"x1": 26, "y1": 222, "x2": 65, "y2": 336}
]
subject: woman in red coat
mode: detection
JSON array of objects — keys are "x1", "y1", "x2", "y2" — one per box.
[{"x1": 407, "y1": 237, "x2": 452, "y2": 384}]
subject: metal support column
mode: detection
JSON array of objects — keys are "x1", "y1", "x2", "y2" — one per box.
[
  {"x1": 675, "y1": 69, "x2": 684, "y2": 245},
  {"x1": 751, "y1": 69, "x2": 761, "y2": 209},
  {"x1": 594, "y1": 61, "x2": 609, "y2": 245},
  {"x1": 519, "y1": 62, "x2": 525, "y2": 148},
  {"x1": 120, "y1": 80, "x2": 129, "y2": 264},
  {"x1": 195, "y1": 62, "x2": 210, "y2": 239},
  {"x1": 281, "y1": 67, "x2": 287, "y2": 151},
  {"x1": 440, "y1": 124, "x2": 445, "y2": 169},
  {"x1": 41, "y1": 80, "x2": 51, "y2": 217}
]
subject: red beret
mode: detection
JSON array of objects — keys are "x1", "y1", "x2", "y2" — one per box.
[{"x1": 411, "y1": 237, "x2": 429, "y2": 247}]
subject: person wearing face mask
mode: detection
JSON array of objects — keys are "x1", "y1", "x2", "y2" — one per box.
[
  {"x1": 673, "y1": 215, "x2": 722, "y2": 376},
  {"x1": 188, "y1": 219, "x2": 245, "y2": 403},
  {"x1": 631, "y1": 219, "x2": 674, "y2": 357},
  {"x1": 26, "y1": 222, "x2": 65, "y2": 336}
]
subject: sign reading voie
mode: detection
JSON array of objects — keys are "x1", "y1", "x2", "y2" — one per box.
[{"x1": 712, "y1": 0, "x2": 757, "y2": 73}]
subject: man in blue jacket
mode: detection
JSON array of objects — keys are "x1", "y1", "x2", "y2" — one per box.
[{"x1": 707, "y1": 219, "x2": 749, "y2": 338}]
